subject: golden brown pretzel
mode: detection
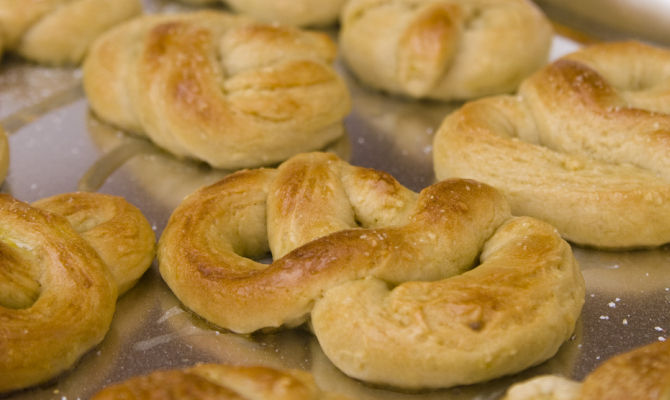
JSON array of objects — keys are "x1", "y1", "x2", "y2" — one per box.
[
  {"x1": 159, "y1": 152, "x2": 584, "y2": 389},
  {"x1": 339, "y1": 0, "x2": 553, "y2": 100},
  {"x1": 433, "y1": 41, "x2": 670, "y2": 249},
  {"x1": 0, "y1": 192, "x2": 155, "y2": 393},
  {"x1": 91, "y1": 363, "x2": 350, "y2": 400},
  {"x1": 178, "y1": 0, "x2": 347, "y2": 27},
  {"x1": 503, "y1": 340, "x2": 670, "y2": 400},
  {"x1": 0, "y1": 0, "x2": 141, "y2": 65},
  {"x1": 83, "y1": 11, "x2": 351, "y2": 169}
]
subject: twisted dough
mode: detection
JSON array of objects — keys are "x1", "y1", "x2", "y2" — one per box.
[
  {"x1": 503, "y1": 340, "x2": 670, "y2": 400},
  {"x1": 92, "y1": 364, "x2": 349, "y2": 400},
  {"x1": 433, "y1": 41, "x2": 670, "y2": 249},
  {"x1": 83, "y1": 11, "x2": 351, "y2": 169},
  {"x1": 0, "y1": 192, "x2": 155, "y2": 393},
  {"x1": 0, "y1": 0, "x2": 141, "y2": 65},
  {"x1": 159, "y1": 152, "x2": 584, "y2": 389},
  {"x1": 179, "y1": 0, "x2": 347, "y2": 27},
  {"x1": 339, "y1": 0, "x2": 553, "y2": 100}
]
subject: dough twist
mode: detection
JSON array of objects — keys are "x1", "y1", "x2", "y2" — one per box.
[
  {"x1": 179, "y1": 0, "x2": 347, "y2": 27},
  {"x1": 0, "y1": 192, "x2": 155, "y2": 393},
  {"x1": 83, "y1": 11, "x2": 351, "y2": 169},
  {"x1": 92, "y1": 364, "x2": 349, "y2": 400},
  {"x1": 503, "y1": 340, "x2": 670, "y2": 400},
  {"x1": 433, "y1": 41, "x2": 670, "y2": 249},
  {"x1": 0, "y1": 0, "x2": 141, "y2": 65},
  {"x1": 339, "y1": 0, "x2": 553, "y2": 100},
  {"x1": 159, "y1": 152, "x2": 584, "y2": 389}
]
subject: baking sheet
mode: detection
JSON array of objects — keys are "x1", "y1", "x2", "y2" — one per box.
[{"x1": 1, "y1": 1, "x2": 670, "y2": 399}]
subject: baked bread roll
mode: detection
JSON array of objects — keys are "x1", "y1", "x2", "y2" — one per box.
[
  {"x1": 433, "y1": 41, "x2": 670, "y2": 249},
  {"x1": 91, "y1": 364, "x2": 349, "y2": 400},
  {"x1": 177, "y1": 0, "x2": 347, "y2": 27},
  {"x1": 83, "y1": 11, "x2": 351, "y2": 170},
  {"x1": 339, "y1": 0, "x2": 553, "y2": 100},
  {"x1": 0, "y1": 0, "x2": 141, "y2": 65},
  {"x1": 503, "y1": 340, "x2": 670, "y2": 400},
  {"x1": 0, "y1": 192, "x2": 155, "y2": 393},
  {"x1": 159, "y1": 152, "x2": 584, "y2": 389}
]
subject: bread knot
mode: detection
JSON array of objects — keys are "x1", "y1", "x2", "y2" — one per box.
[
  {"x1": 83, "y1": 11, "x2": 351, "y2": 169},
  {"x1": 159, "y1": 152, "x2": 584, "y2": 389},
  {"x1": 434, "y1": 40, "x2": 670, "y2": 249},
  {"x1": 0, "y1": 0, "x2": 141, "y2": 65},
  {"x1": 0, "y1": 192, "x2": 155, "y2": 393},
  {"x1": 339, "y1": 0, "x2": 553, "y2": 100}
]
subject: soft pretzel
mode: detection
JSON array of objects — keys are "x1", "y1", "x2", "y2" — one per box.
[
  {"x1": 0, "y1": 0, "x2": 141, "y2": 65},
  {"x1": 433, "y1": 41, "x2": 670, "y2": 249},
  {"x1": 339, "y1": 0, "x2": 553, "y2": 100},
  {"x1": 159, "y1": 152, "x2": 584, "y2": 389},
  {"x1": 178, "y1": 0, "x2": 347, "y2": 27},
  {"x1": 0, "y1": 192, "x2": 155, "y2": 393},
  {"x1": 83, "y1": 11, "x2": 351, "y2": 169},
  {"x1": 92, "y1": 363, "x2": 349, "y2": 400},
  {"x1": 503, "y1": 340, "x2": 670, "y2": 400}
]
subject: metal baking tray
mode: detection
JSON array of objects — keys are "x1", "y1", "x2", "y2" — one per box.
[{"x1": 1, "y1": 1, "x2": 669, "y2": 399}]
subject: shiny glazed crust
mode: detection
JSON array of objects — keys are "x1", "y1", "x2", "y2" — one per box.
[
  {"x1": 503, "y1": 340, "x2": 670, "y2": 400},
  {"x1": 91, "y1": 364, "x2": 350, "y2": 400},
  {"x1": 0, "y1": 193, "x2": 155, "y2": 393},
  {"x1": 158, "y1": 152, "x2": 584, "y2": 389},
  {"x1": 0, "y1": 0, "x2": 141, "y2": 65},
  {"x1": 340, "y1": 0, "x2": 553, "y2": 100},
  {"x1": 82, "y1": 11, "x2": 351, "y2": 169},
  {"x1": 433, "y1": 41, "x2": 670, "y2": 248}
]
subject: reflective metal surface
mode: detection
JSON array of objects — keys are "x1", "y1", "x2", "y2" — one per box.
[{"x1": 1, "y1": 1, "x2": 669, "y2": 399}]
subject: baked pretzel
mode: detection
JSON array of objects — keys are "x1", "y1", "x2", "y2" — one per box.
[
  {"x1": 178, "y1": 0, "x2": 347, "y2": 27},
  {"x1": 159, "y1": 152, "x2": 584, "y2": 389},
  {"x1": 433, "y1": 41, "x2": 670, "y2": 249},
  {"x1": 0, "y1": 0, "x2": 141, "y2": 65},
  {"x1": 92, "y1": 364, "x2": 349, "y2": 400},
  {"x1": 339, "y1": 0, "x2": 553, "y2": 100},
  {"x1": 83, "y1": 11, "x2": 351, "y2": 169},
  {"x1": 503, "y1": 340, "x2": 670, "y2": 400},
  {"x1": 0, "y1": 192, "x2": 155, "y2": 393}
]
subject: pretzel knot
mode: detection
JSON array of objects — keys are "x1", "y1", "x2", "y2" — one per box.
[
  {"x1": 159, "y1": 152, "x2": 584, "y2": 389},
  {"x1": 83, "y1": 11, "x2": 351, "y2": 169},
  {"x1": 0, "y1": 192, "x2": 155, "y2": 393},
  {"x1": 434, "y1": 41, "x2": 670, "y2": 249},
  {"x1": 0, "y1": 0, "x2": 141, "y2": 65},
  {"x1": 339, "y1": 0, "x2": 552, "y2": 100}
]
